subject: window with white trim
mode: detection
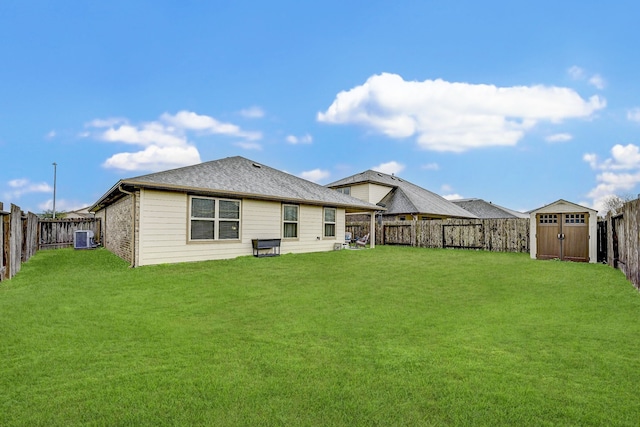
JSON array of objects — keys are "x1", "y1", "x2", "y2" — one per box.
[
  {"x1": 336, "y1": 187, "x2": 351, "y2": 195},
  {"x1": 283, "y1": 204, "x2": 299, "y2": 238},
  {"x1": 324, "y1": 207, "x2": 336, "y2": 238},
  {"x1": 189, "y1": 196, "x2": 240, "y2": 241}
]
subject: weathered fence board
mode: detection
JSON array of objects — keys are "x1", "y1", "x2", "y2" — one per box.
[
  {"x1": 0, "y1": 203, "x2": 8, "y2": 281},
  {"x1": 603, "y1": 199, "x2": 640, "y2": 290},
  {"x1": 9, "y1": 204, "x2": 22, "y2": 279},
  {"x1": 348, "y1": 218, "x2": 530, "y2": 253}
]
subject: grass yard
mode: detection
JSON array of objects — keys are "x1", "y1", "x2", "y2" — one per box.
[{"x1": 1, "y1": 246, "x2": 640, "y2": 426}]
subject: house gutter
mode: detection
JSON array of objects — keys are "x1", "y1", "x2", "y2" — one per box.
[{"x1": 118, "y1": 184, "x2": 136, "y2": 268}]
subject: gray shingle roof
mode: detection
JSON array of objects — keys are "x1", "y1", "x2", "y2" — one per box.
[
  {"x1": 327, "y1": 170, "x2": 477, "y2": 218},
  {"x1": 92, "y1": 157, "x2": 380, "y2": 211},
  {"x1": 451, "y1": 198, "x2": 528, "y2": 219}
]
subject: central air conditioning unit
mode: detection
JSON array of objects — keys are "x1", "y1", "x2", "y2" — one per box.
[{"x1": 74, "y1": 230, "x2": 97, "y2": 249}]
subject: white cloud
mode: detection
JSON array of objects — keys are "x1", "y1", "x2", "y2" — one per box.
[
  {"x1": 440, "y1": 184, "x2": 453, "y2": 192},
  {"x1": 584, "y1": 144, "x2": 640, "y2": 212},
  {"x1": 545, "y1": 133, "x2": 573, "y2": 143},
  {"x1": 286, "y1": 133, "x2": 313, "y2": 144},
  {"x1": 161, "y1": 110, "x2": 262, "y2": 140},
  {"x1": 87, "y1": 117, "x2": 128, "y2": 128},
  {"x1": 421, "y1": 162, "x2": 440, "y2": 170},
  {"x1": 627, "y1": 108, "x2": 640, "y2": 123},
  {"x1": 567, "y1": 66, "x2": 585, "y2": 80},
  {"x1": 88, "y1": 110, "x2": 262, "y2": 172},
  {"x1": 299, "y1": 168, "x2": 330, "y2": 183},
  {"x1": 372, "y1": 160, "x2": 405, "y2": 175},
  {"x1": 234, "y1": 141, "x2": 262, "y2": 150},
  {"x1": 102, "y1": 123, "x2": 187, "y2": 147},
  {"x1": 585, "y1": 144, "x2": 640, "y2": 171},
  {"x1": 239, "y1": 106, "x2": 265, "y2": 119},
  {"x1": 318, "y1": 73, "x2": 605, "y2": 152},
  {"x1": 46, "y1": 130, "x2": 56, "y2": 139},
  {"x1": 442, "y1": 193, "x2": 464, "y2": 200},
  {"x1": 3, "y1": 178, "x2": 53, "y2": 200},
  {"x1": 103, "y1": 145, "x2": 201, "y2": 172},
  {"x1": 589, "y1": 74, "x2": 606, "y2": 90},
  {"x1": 568, "y1": 66, "x2": 606, "y2": 90}
]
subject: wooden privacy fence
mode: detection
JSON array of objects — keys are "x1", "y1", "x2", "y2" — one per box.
[
  {"x1": 0, "y1": 200, "x2": 101, "y2": 281},
  {"x1": 602, "y1": 198, "x2": 640, "y2": 290},
  {"x1": 347, "y1": 218, "x2": 530, "y2": 253},
  {"x1": 39, "y1": 218, "x2": 101, "y2": 250}
]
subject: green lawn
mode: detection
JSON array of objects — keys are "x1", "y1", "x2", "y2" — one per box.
[{"x1": 1, "y1": 247, "x2": 639, "y2": 426}]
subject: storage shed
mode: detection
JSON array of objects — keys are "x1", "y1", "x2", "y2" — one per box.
[{"x1": 530, "y1": 199, "x2": 597, "y2": 263}]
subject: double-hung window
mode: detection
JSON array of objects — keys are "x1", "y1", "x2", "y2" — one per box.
[
  {"x1": 323, "y1": 207, "x2": 336, "y2": 238},
  {"x1": 283, "y1": 204, "x2": 299, "y2": 238},
  {"x1": 189, "y1": 196, "x2": 240, "y2": 241}
]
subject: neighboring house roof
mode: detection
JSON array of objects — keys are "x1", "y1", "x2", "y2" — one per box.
[
  {"x1": 65, "y1": 207, "x2": 95, "y2": 219},
  {"x1": 451, "y1": 198, "x2": 529, "y2": 219},
  {"x1": 91, "y1": 156, "x2": 381, "y2": 212},
  {"x1": 326, "y1": 170, "x2": 477, "y2": 219}
]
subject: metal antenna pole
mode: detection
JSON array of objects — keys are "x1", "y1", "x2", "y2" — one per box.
[{"x1": 52, "y1": 162, "x2": 57, "y2": 219}]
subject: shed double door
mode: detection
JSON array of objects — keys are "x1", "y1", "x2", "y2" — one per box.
[{"x1": 536, "y1": 213, "x2": 589, "y2": 262}]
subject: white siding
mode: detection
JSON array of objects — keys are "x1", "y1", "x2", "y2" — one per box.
[
  {"x1": 350, "y1": 184, "x2": 370, "y2": 202},
  {"x1": 350, "y1": 183, "x2": 391, "y2": 204},
  {"x1": 137, "y1": 189, "x2": 346, "y2": 266},
  {"x1": 368, "y1": 183, "x2": 392, "y2": 204}
]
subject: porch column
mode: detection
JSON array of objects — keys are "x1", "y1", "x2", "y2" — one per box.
[{"x1": 370, "y1": 210, "x2": 376, "y2": 248}]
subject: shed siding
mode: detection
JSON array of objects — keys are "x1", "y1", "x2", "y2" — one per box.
[{"x1": 136, "y1": 189, "x2": 345, "y2": 266}]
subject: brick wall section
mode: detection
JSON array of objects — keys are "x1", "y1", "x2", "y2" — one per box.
[{"x1": 96, "y1": 194, "x2": 134, "y2": 264}]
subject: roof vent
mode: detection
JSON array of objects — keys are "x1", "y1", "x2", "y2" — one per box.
[
  {"x1": 252, "y1": 163, "x2": 262, "y2": 168},
  {"x1": 377, "y1": 173, "x2": 383, "y2": 177}
]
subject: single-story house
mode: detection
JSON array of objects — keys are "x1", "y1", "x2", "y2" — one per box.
[
  {"x1": 529, "y1": 199, "x2": 597, "y2": 263},
  {"x1": 90, "y1": 156, "x2": 381, "y2": 267},
  {"x1": 326, "y1": 170, "x2": 477, "y2": 220},
  {"x1": 64, "y1": 207, "x2": 95, "y2": 219},
  {"x1": 451, "y1": 198, "x2": 529, "y2": 219}
]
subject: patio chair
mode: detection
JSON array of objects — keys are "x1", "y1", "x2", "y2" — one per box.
[
  {"x1": 342, "y1": 231, "x2": 353, "y2": 248},
  {"x1": 355, "y1": 233, "x2": 369, "y2": 248}
]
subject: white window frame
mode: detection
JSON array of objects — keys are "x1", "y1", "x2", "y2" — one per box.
[
  {"x1": 188, "y1": 196, "x2": 241, "y2": 241},
  {"x1": 283, "y1": 204, "x2": 299, "y2": 239},
  {"x1": 323, "y1": 207, "x2": 336, "y2": 238}
]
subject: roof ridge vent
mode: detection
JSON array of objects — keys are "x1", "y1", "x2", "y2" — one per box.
[{"x1": 252, "y1": 163, "x2": 262, "y2": 168}]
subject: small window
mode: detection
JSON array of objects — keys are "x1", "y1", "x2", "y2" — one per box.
[
  {"x1": 324, "y1": 207, "x2": 336, "y2": 238},
  {"x1": 336, "y1": 187, "x2": 351, "y2": 196},
  {"x1": 539, "y1": 214, "x2": 558, "y2": 224},
  {"x1": 283, "y1": 204, "x2": 299, "y2": 238}
]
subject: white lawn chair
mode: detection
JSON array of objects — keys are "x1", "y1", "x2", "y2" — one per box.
[{"x1": 355, "y1": 233, "x2": 369, "y2": 248}]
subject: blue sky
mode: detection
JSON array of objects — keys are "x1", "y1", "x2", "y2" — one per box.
[{"x1": 2, "y1": 1, "x2": 640, "y2": 215}]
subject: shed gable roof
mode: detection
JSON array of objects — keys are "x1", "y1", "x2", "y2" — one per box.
[
  {"x1": 327, "y1": 170, "x2": 477, "y2": 218},
  {"x1": 92, "y1": 157, "x2": 380, "y2": 212},
  {"x1": 529, "y1": 199, "x2": 597, "y2": 215}
]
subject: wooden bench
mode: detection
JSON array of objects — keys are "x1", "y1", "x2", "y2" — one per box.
[{"x1": 252, "y1": 238, "x2": 281, "y2": 257}]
